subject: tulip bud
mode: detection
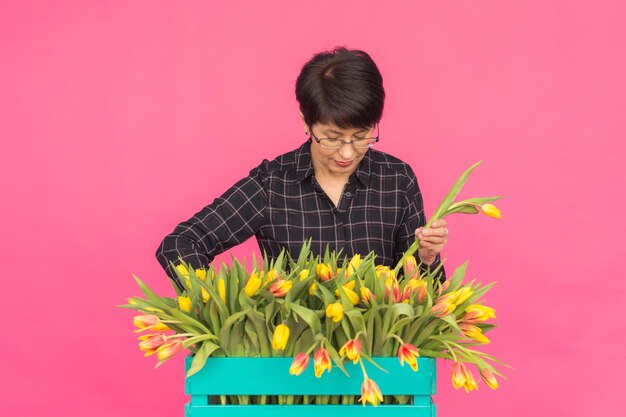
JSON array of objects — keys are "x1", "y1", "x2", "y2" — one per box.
[
  {"x1": 299, "y1": 270, "x2": 310, "y2": 281},
  {"x1": 481, "y1": 203, "x2": 501, "y2": 219},
  {"x1": 217, "y1": 278, "x2": 226, "y2": 303},
  {"x1": 156, "y1": 338, "x2": 184, "y2": 361},
  {"x1": 177, "y1": 296, "x2": 192, "y2": 313},
  {"x1": 244, "y1": 271, "x2": 262, "y2": 297},
  {"x1": 272, "y1": 323, "x2": 290, "y2": 350},
  {"x1": 398, "y1": 343, "x2": 420, "y2": 371},
  {"x1": 403, "y1": 255, "x2": 418, "y2": 279},
  {"x1": 269, "y1": 279, "x2": 292, "y2": 297},
  {"x1": 339, "y1": 338, "x2": 362, "y2": 363},
  {"x1": 316, "y1": 263, "x2": 333, "y2": 282},
  {"x1": 360, "y1": 378, "x2": 384, "y2": 406},
  {"x1": 134, "y1": 315, "x2": 170, "y2": 333},
  {"x1": 325, "y1": 302, "x2": 344, "y2": 323},
  {"x1": 289, "y1": 353, "x2": 310, "y2": 375},
  {"x1": 195, "y1": 269, "x2": 207, "y2": 281},
  {"x1": 313, "y1": 348, "x2": 332, "y2": 377},
  {"x1": 480, "y1": 368, "x2": 499, "y2": 390}
]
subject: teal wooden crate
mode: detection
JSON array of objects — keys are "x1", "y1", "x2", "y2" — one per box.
[{"x1": 185, "y1": 357, "x2": 437, "y2": 417}]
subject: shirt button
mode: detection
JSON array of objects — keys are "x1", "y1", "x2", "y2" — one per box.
[{"x1": 345, "y1": 192, "x2": 352, "y2": 197}]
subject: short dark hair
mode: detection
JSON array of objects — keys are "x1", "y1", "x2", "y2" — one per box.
[{"x1": 295, "y1": 47, "x2": 385, "y2": 129}]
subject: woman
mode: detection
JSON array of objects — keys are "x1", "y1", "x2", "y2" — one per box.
[{"x1": 156, "y1": 47, "x2": 448, "y2": 288}]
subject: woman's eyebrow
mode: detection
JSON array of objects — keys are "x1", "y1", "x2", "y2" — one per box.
[{"x1": 322, "y1": 128, "x2": 369, "y2": 135}]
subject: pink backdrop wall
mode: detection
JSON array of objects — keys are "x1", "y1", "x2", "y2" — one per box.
[{"x1": 1, "y1": 1, "x2": 624, "y2": 416}]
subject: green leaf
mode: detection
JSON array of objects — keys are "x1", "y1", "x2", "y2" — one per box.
[
  {"x1": 219, "y1": 310, "x2": 247, "y2": 353},
  {"x1": 429, "y1": 161, "x2": 483, "y2": 225},
  {"x1": 448, "y1": 262, "x2": 469, "y2": 292},
  {"x1": 290, "y1": 303, "x2": 322, "y2": 335},
  {"x1": 186, "y1": 341, "x2": 221, "y2": 377}
]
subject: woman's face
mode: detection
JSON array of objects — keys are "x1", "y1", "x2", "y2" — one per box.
[{"x1": 307, "y1": 122, "x2": 376, "y2": 178}]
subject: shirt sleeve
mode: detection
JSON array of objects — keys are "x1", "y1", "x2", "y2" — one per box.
[
  {"x1": 394, "y1": 166, "x2": 446, "y2": 282},
  {"x1": 155, "y1": 161, "x2": 269, "y2": 288}
]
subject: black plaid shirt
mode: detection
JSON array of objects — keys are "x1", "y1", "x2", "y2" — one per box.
[{"x1": 156, "y1": 140, "x2": 443, "y2": 284}]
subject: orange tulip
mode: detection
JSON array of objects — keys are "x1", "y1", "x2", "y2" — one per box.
[
  {"x1": 451, "y1": 362, "x2": 478, "y2": 392},
  {"x1": 398, "y1": 343, "x2": 420, "y2": 371},
  {"x1": 463, "y1": 305, "x2": 496, "y2": 324},
  {"x1": 360, "y1": 378, "x2": 384, "y2": 406},
  {"x1": 313, "y1": 348, "x2": 332, "y2": 377},
  {"x1": 431, "y1": 293, "x2": 456, "y2": 317},
  {"x1": 339, "y1": 338, "x2": 362, "y2": 364},
  {"x1": 289, "y1": 353, "x2": 310, "y2": 376},
  {"x1": 403, "y1": 255, "x2": 418, "y2": 279},
  {"x1": 269, "y1": 279, "x2": 292, "y2": 297},
  {"x1": 460, "y1": 323, "x2": 490, "y2": 344},
  {"x1": 316, "y1": 263, "x2": 333, "y2": 282},
  {"x1": 360, "y1": 287, "x2": 375, "y2": 304},
  {"x1": 156, "y1": 338, "x2": 184, "y2": 361},
  {"x1": 138, "y1": 333, "x2": 167, "y2": 357},
  {"x1": 480, "y1": 368, "x2": 499, "y2": 390}
]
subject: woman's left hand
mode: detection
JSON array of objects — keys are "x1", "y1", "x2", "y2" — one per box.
[{"x1": 415, "y1": 219, "x2": 448, "y2": 266}]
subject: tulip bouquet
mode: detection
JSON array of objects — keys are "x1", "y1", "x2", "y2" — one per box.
[{"x1": 120, "y1": 161, "x2": 507, "y2": 406}]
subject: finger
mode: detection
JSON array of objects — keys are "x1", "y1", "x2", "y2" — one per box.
[
  {"x1": 419, "y1": 237, "x2": 447, "y2": 246},
  {"x1": 431, "y1": 219, "x2": 447, "y2": 228},
  {"x1": 420, "y1": 227, "x2": 448, "y2": 238}
]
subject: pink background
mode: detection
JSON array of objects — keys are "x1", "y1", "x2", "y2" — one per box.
[{"x1": 1, "y1": 1, "x2": 624, "y2": 416}]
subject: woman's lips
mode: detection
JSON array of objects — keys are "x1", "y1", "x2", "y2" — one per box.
[{"x1": 334, "y1": 160, "x2": 352, "y2": 167}]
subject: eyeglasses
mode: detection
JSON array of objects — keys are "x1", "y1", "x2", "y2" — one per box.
[{"x1": 308, "y1": 124, "x2": 380, "y2": 150}]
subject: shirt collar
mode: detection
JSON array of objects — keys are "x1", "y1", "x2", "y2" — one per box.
[{"x1": 294, "y1": 139, "x2": 372, "y2": 186}]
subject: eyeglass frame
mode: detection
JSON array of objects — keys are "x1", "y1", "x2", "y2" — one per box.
[{"x1": 308, "y1": 124, "x2": 380, "y2": 150}]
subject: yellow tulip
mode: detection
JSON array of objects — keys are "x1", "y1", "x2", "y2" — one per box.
[
  {"x1": 346, "y1": 254, "x2": 361, "y2": 277},
  {"x1": 201, "y1": 287, "x2": 210, "y2": 303},
  {"x1": 195, "y1": 269, "x2": 207, "y2": 281},
  {"x1": 175, "y1": 264, "x2": 191, "y2": 287},
  {"x1": 217, "y1": 278, "x2": 226, "y2": 303},
  {"x1": 481, "y1": 203, "x2": 501, "y2": 219},
  {"x1": 138, "y1": 333, "x2": 167, "y2": 357},
  {"x1": 326, "y1": 302, "x2": 344, "y2": 323},
  {"x1": 272, "y1": 323, "x2": 290, "y2": 350},
  {"x1": 375, "y1": 265, "x2": 395, "y2": 280},
  {"x1": 177, "y1": 296, "x2": 192, "y2": 313},
  {"x1": 335, "y1": 283, "x2": 359, "y2": 305},
  {"x1": 452, "y1": 287, "x2": 473, "y2": 305},
  {"x1": 299, "y1": 270, "x2": 310, "y2": 281},
  {"x1": 175, "y1": 264, "x2": 189, "y2": 277},
  {"x1": 308, "y1": 282, "x2": 317, "y2": 295},
  {"x1": 244, "y1": 271, "x2": 262, "y2": 297},
  {"x1": 264, "y1": 269, "x2": 279, "y2": 286}
]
